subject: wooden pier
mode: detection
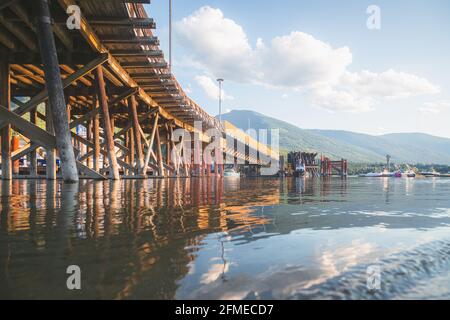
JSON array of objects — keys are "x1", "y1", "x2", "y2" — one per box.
[{"x1": 0, "y1": 0, "x2": 277, "y2": 182}]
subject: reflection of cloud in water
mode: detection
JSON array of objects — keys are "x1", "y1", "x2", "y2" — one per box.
[
  {"x1": 183, "y1": 240, "x2": 380, "y2": 299},
  {"x1": 200, "y1": 263, "x2": 230, "y2": 284}
]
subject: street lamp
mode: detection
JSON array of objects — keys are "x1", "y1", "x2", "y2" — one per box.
[
  {"x1": 169, "y1": 0, "x2": 172, "y2": 72},
  {"x1": 217, "y1": 78, "x2": 224, "y2": 124}
]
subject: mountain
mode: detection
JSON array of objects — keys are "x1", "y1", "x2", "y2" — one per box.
[{"x1": 221, "y1": 110, "x2": 450, "y2": 164}]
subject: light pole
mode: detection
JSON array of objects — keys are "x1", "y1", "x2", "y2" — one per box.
[
  {"x1": 169, "y1": 0, "x2": 172, "y2": 72},
  {"x1": 217, "y1": 78, "x2": 224, "y2": 124}
]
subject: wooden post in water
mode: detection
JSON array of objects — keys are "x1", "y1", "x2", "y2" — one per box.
[
  {"x1": 94, "y1": 67, "x2": 119, "y2": 180},
  {"x1": 129, "y1": 95, "x2": 144, "y2": 173},
  {"x1": 29, "y1": 108, "x2": 38, "y2": 177},
  {"x1": 11, "y1": 135, "x2": 19, "y2": 175},
  {"x1": 0, "y1": 62, "x2": 11, "y2": 180},
  {"x1": 155, "y1": 124, "x2": 164, "y2": 177},
  {"x1": 35, "y1": 0, "x2": 78, "y2": 182},
  {"x1": 93, "y1": 97, "x2": 100, "y2": 172},
  {"x1": 45, "y1": 102, "x2": 56, "y2": 180},
  {"x1": 128, "y1": 128, "x2": 135, "y2": 175}
]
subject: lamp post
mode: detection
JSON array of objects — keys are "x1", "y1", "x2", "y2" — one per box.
[
  {"x1": 217, "y1": 78, "x2": 224, "y2": 124},
  {"x1": 169, "y1": 0, "x2": 172, "y2": 72}
]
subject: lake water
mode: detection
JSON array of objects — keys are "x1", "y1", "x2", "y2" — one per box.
[{"x1": 1, "y1": 177, "x2": 450, "y2": 300}]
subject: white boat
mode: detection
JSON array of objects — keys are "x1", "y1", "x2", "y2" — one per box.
[{"x1": 223, "y1": 168, "x2": 240, "y2": 178}]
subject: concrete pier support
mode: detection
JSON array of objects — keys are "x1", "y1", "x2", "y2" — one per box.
[
  {"x1": 35, "y1": 0, "x2": 78, "y2": 182},
  {"x1": 29, "y1": 109, "x2": 38, "y2": 177},
  {"x1": 45, "y1": 103, "x2": 56, "y2": 180}
]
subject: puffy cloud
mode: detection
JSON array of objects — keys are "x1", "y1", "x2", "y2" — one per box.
[
  {"x1": 195, "y1": 75, "x2": 234, "y2": 101},
  {"x1": 175, "y1": 6, "x2": 257, "y2": 82},
  {"x1": 258, "y1": 32, "x2": 352, "y2": 88},
  {"x1": 176, "y1": 6, "x2": 440, "y2": 113},
  {"x1": 340, "y1": 70, "x2": 439, "y2": 99},
  {"x1": 419, "y1": 101, "x2": 450, "y2": 115},
  {"x1": 309, "y1": 86, "x2": 375, "y2": 113}
]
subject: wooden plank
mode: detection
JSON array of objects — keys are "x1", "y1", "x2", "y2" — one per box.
[
  {"x1": 88, "y1": 17, "x2": 156, "y2": 28},
  {"x1": 112, "y1": 50, "x2": 163, "y2": 57},
  {"x1": 101, "y1": 36, "x2": 158, "y2": 45}
]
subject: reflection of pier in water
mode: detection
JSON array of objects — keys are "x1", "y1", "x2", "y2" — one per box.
[
  {"x1": 2, "y1": 177, "x2": 448, "y2": 299},
  {"x1": 0, "y1": 178, "x2": 278, "y2": 299}
]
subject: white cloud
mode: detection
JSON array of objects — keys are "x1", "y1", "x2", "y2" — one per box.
[
  {"x1": 419, "y1": 101, "x2": 450, "y2": 115},
  {"x1": 309, "y1": 86, "x2": 375, "y2": 113},
  {"x1": 176, "y1": 6, "x2": 440, "y2": 113},
  {"x1": 175, "y1": 6, "x2": 257, "y2": 82},
  {"x1": 258, "y1": 31, "x2": 352, "y2": 88},
  {"x1": 195, "y1": 75, "x2": 234, "y2": 101},
  {"x1": 340, "y1": 70, "x2": 439, "y2": 99}
]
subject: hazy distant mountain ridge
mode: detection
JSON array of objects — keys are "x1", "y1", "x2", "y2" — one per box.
[{"x1": 221, "y1": 110, "x2": 450, "y2": 164}]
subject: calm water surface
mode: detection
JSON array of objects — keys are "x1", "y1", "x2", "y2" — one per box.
[{"x1": 1, "y1": 177, "x2": 450, "y2": 299}]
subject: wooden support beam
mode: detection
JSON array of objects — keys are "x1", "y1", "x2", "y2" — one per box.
[
  {"x1": 0, "y1": 62, "x2": 11, "y2": 180},
  {"x1": 88, "y1": 17, "x2": 156, "y2": 28},
  {"x1": 0, "y1": 105, "x2": 56, "y2": 150},
  {"x1": 28, "y1": 108, "x2": 38, "y2": 176},
  {"x1": 121, "y1": 62, "x2": 168, "y2": 69},
  {"x1": 76, "y1": 161, "x2": 106, "y2": 180},
  {"x1": 129, "y1": 95, "x2": 144, "y2": 172},
  {"x1": 155, "y1": 122, "x2": 164, "y2": 177},
  {"x1": 142, "y1": 113, "x2": 158, "y2": 175},
  {"x1": 126, "y1": 128, "x2": 134, "y2": 175},
  {"x1": 95, "y1": 66, "x2": 119, "y2": 180},
  {"x1": 101, "y1": 36, "x2": 158, "y2": 45},
  {"x1": 112, "y1": 49, "x2": 163, "y2": 57},
  {"x1": 0, "y1": 54, "x2": 108, "y2": 131},
  {"x1": 36, "y1": 0, "x2": 78, "y2": 182},
  {"x1": 0, "y1": 12, "x2": 38, "y2": 51}
]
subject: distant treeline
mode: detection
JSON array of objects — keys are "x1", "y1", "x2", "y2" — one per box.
[{"x1": 348, "y1": 163, "x2": 450, "y2": 175}]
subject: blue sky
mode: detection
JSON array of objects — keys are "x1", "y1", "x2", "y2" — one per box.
[{"x1": 145, "y1": 1, "x2": 450, "y2": 138}]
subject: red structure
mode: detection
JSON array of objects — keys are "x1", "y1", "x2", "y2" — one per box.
[{"x1": 320, "y1": 155, "x2": 348, "y2": 177}]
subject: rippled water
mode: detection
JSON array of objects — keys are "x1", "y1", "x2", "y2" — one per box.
[{"x1": 1, "y1": 177, "x2": 450, "y2": 299}]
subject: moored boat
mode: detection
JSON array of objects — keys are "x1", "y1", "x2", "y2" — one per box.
[{"x1": 223, "y1": 168, "x2": 240, "y2": 178}]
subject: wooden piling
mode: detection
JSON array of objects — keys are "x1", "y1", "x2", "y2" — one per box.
[
  {"x1": 93, "y1": 97, "x2": 100, "y2": 172},
  {"x1": 0, "y1": 62, "x2": 11, "y2": 180},
  {"x1": 155, "y1": 123, "x2": 164, "y2": 177},
  {"x1": 35, "y1": 0, "x2": 78, "y2": 182},
  {"x1": 29, "y1": 108, "x2": 38, "y2": 177},
  {"x1": 94, "y1": 66, "x2": 120, "y2": 180},
  {"x1": 129, "y1": 95, "x2": 144, "y2": 172}
]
